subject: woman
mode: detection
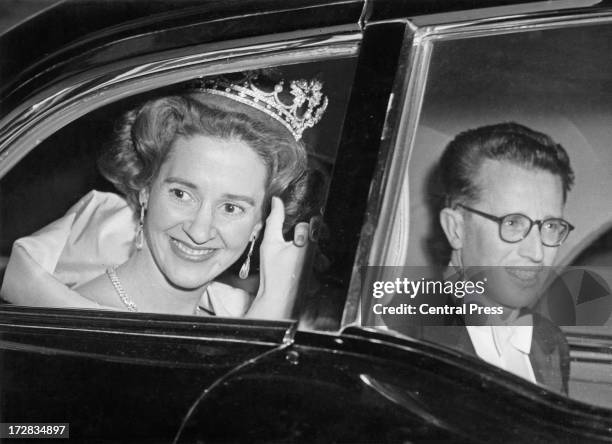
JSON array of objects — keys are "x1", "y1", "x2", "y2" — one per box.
[{"x1": 1, "y1": 71, "x2": 328, "y2": 319}]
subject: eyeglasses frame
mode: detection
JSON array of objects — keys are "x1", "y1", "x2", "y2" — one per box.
[{"x1": 455, "y1": 204, "x2": 575, "y2": 247}]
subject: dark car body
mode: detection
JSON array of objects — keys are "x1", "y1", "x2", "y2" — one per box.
[{"x1": 1, "y1": 1, "x2": 612, "y2": 443}]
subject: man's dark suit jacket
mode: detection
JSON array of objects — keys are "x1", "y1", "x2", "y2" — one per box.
[
  {"x1": 384, "y1": 309, "x2": 570, "y2": 394},
  {"x1": 422, "y1": 312, "x2": 569, "y2": 394}
]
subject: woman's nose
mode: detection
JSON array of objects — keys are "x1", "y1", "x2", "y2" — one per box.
[{"x1": 183, "y1": 204, "x2": 216, "y2": 244}]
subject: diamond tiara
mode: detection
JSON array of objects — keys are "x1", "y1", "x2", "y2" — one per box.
[{"x1": 198, "y1": 71, "x2": 328, "y2": 141}]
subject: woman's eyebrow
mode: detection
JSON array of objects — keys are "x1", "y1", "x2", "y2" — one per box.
[
  {"x1": 222, "y1": 194, "x2": 256, "y2": 206},
  {"x1": 164, "y1": 179, "x2": 257, "y2": 206},
  {"x1": 164, "y1": 177, "x2": 197, "y2": 189}
]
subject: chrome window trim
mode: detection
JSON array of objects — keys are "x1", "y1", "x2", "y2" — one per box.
[
  {"x1": 414, "y1": 10, "x2": 612, "y2": 42},
  {"x1": 407, "y1": 0, "x2": 603, "y2": 29},
  {"x1": 0, "y1": 27, "x2": 360, "y2": 179}
]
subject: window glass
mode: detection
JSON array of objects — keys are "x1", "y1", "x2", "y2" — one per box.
[
  {"x1": 374, "y1": 21, "x2": 612, "y2": 408},
  {"x1": 0, "y1": 56, "x2": 357, "y2": 330}
]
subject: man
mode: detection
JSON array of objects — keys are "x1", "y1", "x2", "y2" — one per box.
[{"x1": 430, "y1": 122, "x2": 573, "y2": 394}]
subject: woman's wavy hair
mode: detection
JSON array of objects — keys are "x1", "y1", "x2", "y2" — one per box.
[{"x1": 99, "y1": 94, "x2": 308, "y2": 231}]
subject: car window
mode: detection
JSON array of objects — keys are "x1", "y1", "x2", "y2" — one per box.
[
  {"x1": 0, "y1": 37, "x2": 359, "y2": 330},
  {"x1": 363, "y1": 15, "x2": 612, "y2": 409}
]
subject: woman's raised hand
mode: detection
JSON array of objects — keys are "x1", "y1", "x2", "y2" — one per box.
[{"x1": 245, "y1": 196, "x2": 310, "y2": 319}]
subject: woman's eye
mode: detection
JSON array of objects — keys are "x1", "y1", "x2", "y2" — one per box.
[
  {"x1": 170, "y1": 188, "x2": 192, "y2": 202},
  {"x1": 222, "y1": 203, "x2": 245, "y2": 216}
]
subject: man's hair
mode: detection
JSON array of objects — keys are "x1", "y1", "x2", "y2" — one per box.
[{"x1": 439, "y1": 122, "x2": 574, "y2": 207}]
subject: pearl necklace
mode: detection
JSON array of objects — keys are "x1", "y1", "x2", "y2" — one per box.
[{"x1": 105, "y1": 266, "x2": 214, "y2": 315}]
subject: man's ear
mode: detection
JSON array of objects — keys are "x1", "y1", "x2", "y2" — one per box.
[{"x1": 439, "y1": 207, "x2": 464, "y2": 250}]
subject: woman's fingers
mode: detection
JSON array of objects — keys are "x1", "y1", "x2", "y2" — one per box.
[
  {"x1": 293, "y1": 222, "x2": 310, "y2": 247},
  {"x1": 264, "y1": 197, "x2": 310, "y2": 247}
]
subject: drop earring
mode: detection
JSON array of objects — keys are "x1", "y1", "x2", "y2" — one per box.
[
  {"x1": 239, "y1": 236, "x2": 256, "y2": 279},
  {"x1": 135, "y1": 199, "x2": 146, "y2": 251}
]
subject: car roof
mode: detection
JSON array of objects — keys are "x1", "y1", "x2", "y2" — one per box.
[
  {"x1": 0, "y1": 0, "x2": 365, "y2": 104},
  {"x1": 0, "y1": 0, "x2": 583, "y2": 96}
]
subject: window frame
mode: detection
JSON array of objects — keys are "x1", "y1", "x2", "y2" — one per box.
[
  {"x1": 354, "y1": 7, "x2": 612, "y2": 410},
  {"x1": 359, "y1": 8, "x2": 612, "y2": 315},
  {"x1": 0, "y1": 26, "x2": 361, "y2": 332}
]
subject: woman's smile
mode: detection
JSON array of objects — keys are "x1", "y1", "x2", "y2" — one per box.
[{"x1": 170, "y1": 237, "x2": 217, "y2": 262}]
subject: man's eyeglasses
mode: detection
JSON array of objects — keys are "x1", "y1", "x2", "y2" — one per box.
[{"x1": 455, "y1": 204, "x2": 574, "y2": 247}]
